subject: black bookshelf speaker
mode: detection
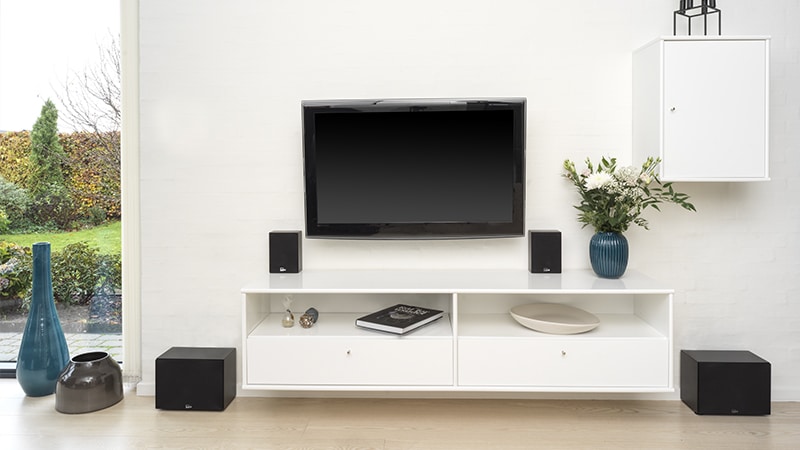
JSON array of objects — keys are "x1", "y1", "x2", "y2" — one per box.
[
  {"x1": 156, "y1": 347, "x2": 236, "y2": 411},
  {"x1": 680, "y1": 350, "x2": 771, "y2": 415},
  {"x1": 529, "y1": 230, "x2": 561, "y2": 273},
  {"x1": 269, "y1": 231, "x2": 302, "y2": 273}
]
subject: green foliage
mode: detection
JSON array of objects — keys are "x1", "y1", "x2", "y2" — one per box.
[
  {"x1": 0, "y1": 209, "x2": 8, "y2": 234},
  {"x1": 0, "y1": 131, "x2": 32, "y2": 187},
  {"x1": 0, "y1": 130, "x2": 120, "y2": 230},
  {"x1": 0, "y1": 241, "x2": 32, "y2": 300},
  {"x1": 26, "y1": 100, "x2": 78, "y2": 230},
  {"x1": 27, "y1": 182, "x2": 76, "y2": 230},
  {"x1": 97, "y1": 252, "x2": 122, "y2": 295},
  {"x1": 0, "y1": 175, "x2": 32, "y2": 232},
  {"x1": 29, "y1": 100, "x2": 67, "y2": 197},
  {"x1": 0, "y1": 238, "x2": 120, "y2": 309},
  {"x1": 51, "y1": 241, "x2": 100, "y2": 305},
  {"x1": 61, "y1": 131, "x2": 121, "y2": 220},
  {"x1": 87, "y1": 206, "x2": 107, "y2": 226},
  {"x1": 562, "y1": 156, "x2": 696, "y2": 233}
]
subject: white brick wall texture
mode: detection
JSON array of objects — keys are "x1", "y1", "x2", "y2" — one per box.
[{"x1": 137, "y1": 0, "x2": 800, "y2": 400}]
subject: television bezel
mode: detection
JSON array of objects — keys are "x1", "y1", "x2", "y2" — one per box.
[{"x1": 302, "y1": 97, "x2": 526, "y2": 239}]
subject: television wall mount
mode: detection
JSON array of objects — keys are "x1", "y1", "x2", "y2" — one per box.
[{"x1": 674, "y1": 0, "x2": 721, "y2": 36}]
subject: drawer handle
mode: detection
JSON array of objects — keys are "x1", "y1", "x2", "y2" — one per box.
[
  {"x1": 561, "y1": 350, "x2": 567, "y2": 357},
  {"x1": 346, "y1": 350, "x2": 351, "y2": 356}
]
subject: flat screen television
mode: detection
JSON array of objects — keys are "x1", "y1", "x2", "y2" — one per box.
[{"x1": 302, "y1": 98, "x2": 526, "y2": 239}]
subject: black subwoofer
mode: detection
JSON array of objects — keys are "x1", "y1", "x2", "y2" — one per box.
[
  {"x1": 155, "y1": 347, "x2": 236, "y2": 411},
  {"x1": 680, "y1": 350, "x2": 770, "y2": 415}
]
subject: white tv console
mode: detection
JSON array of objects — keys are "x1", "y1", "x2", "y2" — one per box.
[{"x1": 241, "y1": 269, "x2": 673, "y2": 393}]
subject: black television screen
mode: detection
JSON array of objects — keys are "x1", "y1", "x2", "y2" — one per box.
[{"x1": 302, "y1": 98, "x2": 526, "y2": 239}]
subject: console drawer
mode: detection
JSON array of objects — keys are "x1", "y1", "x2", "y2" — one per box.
[
  {"x1": 248, "y1": 336, "x2": 453, "y2": 386},
  {"x1": 458, "y1": 338, "x2": 668, "y2": 388}
]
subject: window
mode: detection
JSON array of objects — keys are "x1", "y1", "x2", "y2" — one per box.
[{"x1": 0, "y1": 0, "x2": 131, "y2": 378}]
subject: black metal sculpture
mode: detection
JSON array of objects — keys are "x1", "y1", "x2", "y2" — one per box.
[{"x1": 674, "y1": 1, "x2": 721, "y2": 36}]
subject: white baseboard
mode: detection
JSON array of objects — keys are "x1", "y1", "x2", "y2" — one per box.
[
  {"x1": 135, "y1": 382, "x2": 799, "y2": 402},
  {"x1": 136, "y1": 381, "x2": 155, "y2": 396}
]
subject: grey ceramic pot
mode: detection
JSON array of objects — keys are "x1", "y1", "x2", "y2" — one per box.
[{"x1": 55, "y1": 351, "x2": 123, "y2": 414}]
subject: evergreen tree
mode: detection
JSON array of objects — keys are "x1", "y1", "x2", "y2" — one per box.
[
  {"x1": 28, "y1": 99, "x2": 67, "y2": 196},
  {"x1": 26, "y1": 99, "x2": 74, "y2": 229}
]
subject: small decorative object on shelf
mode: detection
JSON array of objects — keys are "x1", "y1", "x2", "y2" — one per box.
[
  {"x1": 674, "y1": 0, "x2": 721, "y2": 36},
  {"x1": 282, "y1": 310, "x2": 294, "y2": 327},
  {"x1": 510, "y1": 303, "x2": 600, "y2": 335},
  {"x1": 299, "y1": 307, "x2": 319, "y2": 328},
  {"x1": 16, "y1": 242, "x2": 70, "y2": 397},
  {"x1": 281, "y1": 296, "x2": 294, "y2": 328},
  {"x1": 562, "y1": 157, "x2": 696, "y2": 279}
]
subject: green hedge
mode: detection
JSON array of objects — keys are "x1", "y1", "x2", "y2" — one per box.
[
  {"x1": 0, "y1": 131, "x2": 32, "y2": 187},
  {"x1": 0, "y1": 131, "x2": 120, "y2": 231},
  {"x1": 61, "y1": 132, "x2": 121, "y2": 220}
]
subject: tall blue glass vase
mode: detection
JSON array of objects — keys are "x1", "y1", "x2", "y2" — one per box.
[
  {"x1": 17, "y1": 242, "x2": 70, "y2": 397},
  {"x1": 589, "y1": 232, "x2": 629, "y2": 279}
]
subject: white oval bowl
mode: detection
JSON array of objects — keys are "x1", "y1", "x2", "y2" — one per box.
[{"x1": 509, "y1": 303, "x2": 600, "y2": 335}]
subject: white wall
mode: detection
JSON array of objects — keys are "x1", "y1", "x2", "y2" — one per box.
[{"x1": 137, "y1": 0, "x2": 800, "y2": 400}]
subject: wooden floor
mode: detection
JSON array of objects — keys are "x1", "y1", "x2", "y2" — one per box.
[{"x1": 1, "y1": 381, "x2": 798, "y2": 449}]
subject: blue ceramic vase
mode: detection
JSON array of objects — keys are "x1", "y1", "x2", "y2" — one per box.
[
  {"x1": 589, "y1": 232, "x2": 629, "y2": 279},
  {"x1": 16, "y1": 242, "x2": 70, "y2": 397}
]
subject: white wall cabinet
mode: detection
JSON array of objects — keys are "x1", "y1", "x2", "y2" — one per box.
[
  {"x1": 241, "y1": 270, "x2": 674, "y2": 393},
  {"x1": 633, "y1": 36, "x2": 769, "y2": 181}
]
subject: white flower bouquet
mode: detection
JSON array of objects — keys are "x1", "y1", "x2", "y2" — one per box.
[{"x1": 562, "y1": 156, "x2": 696, "y2": 233}]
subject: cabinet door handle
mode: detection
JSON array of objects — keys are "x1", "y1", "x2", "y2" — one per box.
[
  {"x1": 561, "y1": 350, "x2": 567, "y2": 357},
  {"x1": 670, "y1": 107, "x2": 676, "y2": 112}
]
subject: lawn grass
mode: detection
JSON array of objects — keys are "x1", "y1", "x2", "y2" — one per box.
[{"x1": 0, "y1": 221, "x2": 121, "y2": 254}]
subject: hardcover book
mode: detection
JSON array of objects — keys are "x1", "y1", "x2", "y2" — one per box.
[{"x1": 355, "y1": 304, "x2": 444, "y2": 335}]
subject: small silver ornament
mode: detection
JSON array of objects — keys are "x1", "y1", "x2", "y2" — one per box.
[
  {"x1": 299, "y1": 307, "x2": 319, "y2": 328},
  {"x1": 282, "y1": 309, "x2": 295, "y2": 327},
  {"x1": 281, "y1": 296, "x2": 295, "y2": 327}
]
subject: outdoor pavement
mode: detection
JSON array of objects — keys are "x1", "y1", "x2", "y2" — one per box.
[{"x1": 0, "y1": 332, "x2": 122, "y2": 363}]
